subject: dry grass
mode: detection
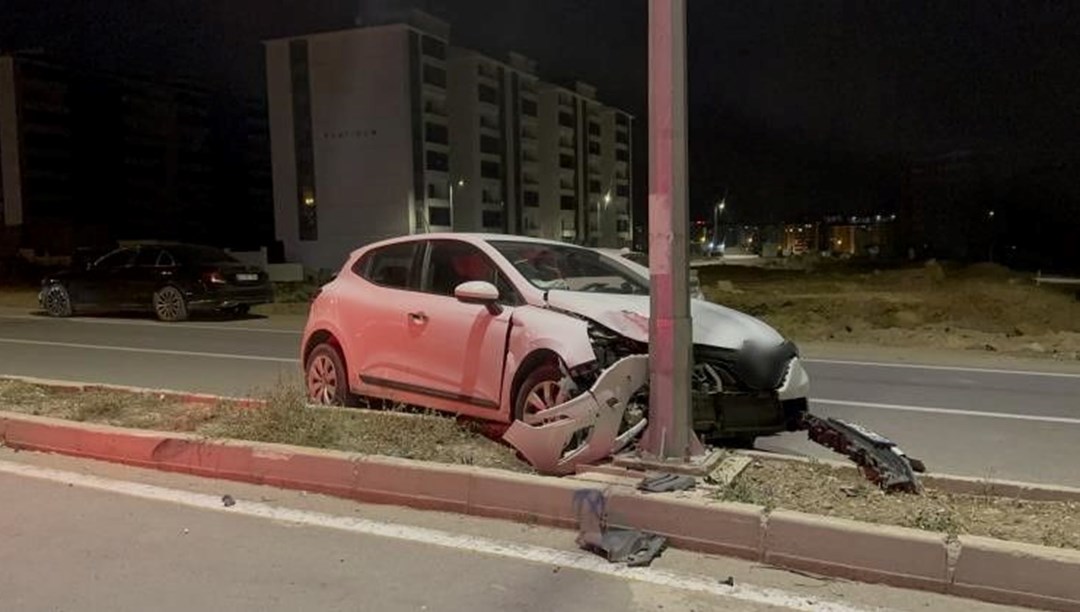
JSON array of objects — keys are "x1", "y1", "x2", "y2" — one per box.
[
  {"x1": 698, "y1": 261, "x2": 1080, "y2": 360},
  {"x1": 0, "y1": 380, "x2": 527, "y2": 472},
  {"x1": 717, "y1": 459, "x2": 1080, "y2": 550}
]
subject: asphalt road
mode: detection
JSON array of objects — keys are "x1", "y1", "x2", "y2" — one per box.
[
  {"x1": 0, "y1": 447, "x2": 1017, "y2": 612},
  {"x1": 1, "y1": 309, "x2": 1079, "y2": 487}
]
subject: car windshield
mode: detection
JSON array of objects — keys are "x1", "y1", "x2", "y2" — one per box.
[
  {"x1": 488, "y1": 240, "x2": 648, "y2": 295},
  {"x1": 168, "y1": 245, "x2": 239, "y2": 265}
]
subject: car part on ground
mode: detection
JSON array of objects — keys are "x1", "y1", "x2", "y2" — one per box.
[
  {"x1": 800, "y1": 414, "x2": 927, "y2": 493},
  {"x1": 503, "y1": 355, "x2": 649, "y2": 476},
  {"x1": 572, "y1": 489, "x2": 669, "y2": 567},
  {"x1": 637, "y1": 473, "x2": 697, "y2": 493}
]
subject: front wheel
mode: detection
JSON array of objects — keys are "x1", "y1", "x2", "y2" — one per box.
[
  {"x1": 153, "y1": 286, "x2": 189, "y2": 322},
  {"x1": 42, "y1": 284, "x2": 74, "y2": 317},
  {"x1": 514, "y1": 362, "x2": 571, "y2": 424}
]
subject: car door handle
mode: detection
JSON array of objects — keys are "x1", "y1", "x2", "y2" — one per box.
[{"x1": 408, "y1": 311, "x2": 428, "y2": 323}]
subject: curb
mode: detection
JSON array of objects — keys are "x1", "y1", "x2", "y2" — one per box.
[{"x1": 1, "y1": 410, "x2": 1079, "y2": 610}]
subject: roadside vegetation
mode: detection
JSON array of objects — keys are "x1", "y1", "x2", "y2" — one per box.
[
  {"x1": 714, "y1": 457, "x2": 1080, "y2": 551},
  {"x1": 697, "y1": 260, "x2": 1080, "y2": 360},
  {"x1": 0, "y1": 380, "x2": 527, "y2": 472}
]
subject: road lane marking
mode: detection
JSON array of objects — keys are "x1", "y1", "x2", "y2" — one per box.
[
  {"x1": 0, "y1": 337, "x2": 299, "y2": 364},
  {"x1": 0, "y1": 314, "x2": 302, "y2": 335},
  {"x1": 804, "y1": 358, "x2": 1080, "y2": 379},
  {"x1": 0, "y1": 460, "x2": 874, "y2": 612},
  {"x1": 814, "y1": 398, "x2": 1080, "y2": 425}
]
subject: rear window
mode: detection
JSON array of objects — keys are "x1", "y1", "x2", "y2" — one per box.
[{"x1": 355, "y1": 242, "x2": 419, "y2": 289}]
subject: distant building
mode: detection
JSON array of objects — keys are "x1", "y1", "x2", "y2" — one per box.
[
  {"x1": 0, "y1": 53, "x2": 272, "y2": 260},
  {"x1": 263, "y1": 9, "x2": 634, "y2": 271}
]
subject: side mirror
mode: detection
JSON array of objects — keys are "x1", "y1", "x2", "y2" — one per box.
[{"x1": 454, "y1": 281, "x2": 502, "y2": 314}]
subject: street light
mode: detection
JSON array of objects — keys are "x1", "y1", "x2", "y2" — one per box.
[
  {"x1": 711, "y1": 199, "x2": 726, "y2": 255},
  {"x1": 596, "y1": 190, "x2": 612, "y2": 247}
]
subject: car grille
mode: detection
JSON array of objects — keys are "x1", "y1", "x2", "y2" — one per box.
[{"x1": 693, "y1": 341, "x2": 797, "y2": 392}]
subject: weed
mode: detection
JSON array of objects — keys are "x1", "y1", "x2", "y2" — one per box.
[{"x1": 909, "y1": 506, "x2": 964, "y2": 536}]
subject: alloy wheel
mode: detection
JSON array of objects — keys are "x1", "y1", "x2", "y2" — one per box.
[
  {"x1": 154, "y1": 287, "x2": 186, "y2": 322},
  {"x1": 307, "y1": 353, "x2": 339, "y2": 405},
  {"x1": 43, "y1": 285, "x2": 72, "y2": 317}
]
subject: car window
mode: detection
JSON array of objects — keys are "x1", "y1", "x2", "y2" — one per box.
[
  {"x1": 359, "y1": 242, "x2": 419, "y2": 289},
  {"x1": 489, "y1": 240, "x2": 648, "y2": 295},
  {"x1": 93, "y1": 248, "x2": 135, "y2": 269},
  {"x1": 132, "y1": 247, "x2": 163, "y2": 268},
  {"x1": 157, "y1": 250, "x2": 177, "y2": 267},
  {"x1": 424, "y1": 240, "x2": 522, "y2": 306}
]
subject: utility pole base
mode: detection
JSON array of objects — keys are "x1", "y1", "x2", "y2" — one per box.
[{"x1": 612, "y1": 444, "x2": 725, "y2": 477}]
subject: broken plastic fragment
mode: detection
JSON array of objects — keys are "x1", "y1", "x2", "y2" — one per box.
[{"x1": 637, "y1": 473, "x2": 697, "y2": 493}]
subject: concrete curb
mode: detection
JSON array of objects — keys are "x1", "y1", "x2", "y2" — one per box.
[{"x1": 2, "y1": 410, "x2": 1079, "y2": 610}]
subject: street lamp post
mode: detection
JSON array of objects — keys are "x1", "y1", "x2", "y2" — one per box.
[
  {"x1": 596, "y1": 190, "x2": 612, "y2": 247},
  {"x1": 449, "y1": 179, "x2": 465, "y2": 231},
  {"x1": 712, "y1": 199, "x2": 726, "y2": 254}
]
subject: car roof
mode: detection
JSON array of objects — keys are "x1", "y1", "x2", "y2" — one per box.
[{"x1": 348, "y1": 233, "x2": 587, "y2": 258}]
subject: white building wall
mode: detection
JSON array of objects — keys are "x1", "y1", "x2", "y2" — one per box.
[{"x1": 266, "y1": 26, "x2": 416, "y2": 272}]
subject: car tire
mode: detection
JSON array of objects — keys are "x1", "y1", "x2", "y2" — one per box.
[
  {"x1": 42, "y1": 284, "x2": 74, "y2": 317},
  {"x1": 513, "y1": 362, "x2": 566, "y2": 423},
  {"x1": 230, "y1": 304, "x2": 250, "y2": 318},
  {"x1": 153, "y1": 286, "x2": 189, "y2": 322},
  {"x1": 306, "y1": 343, "x2": 350, "y2": 406}
]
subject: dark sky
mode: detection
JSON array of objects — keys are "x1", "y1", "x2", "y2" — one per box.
[{"x1": 4, "y1": 0, "x2": 1079, "y2": 223}]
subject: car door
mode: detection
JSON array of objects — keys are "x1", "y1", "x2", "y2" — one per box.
[
  {"x1": 398, "y1": 239, "x2": 518, "y2": 415},
  {"x1": 118, "y1": 246, "x2": 165, "y2": 308},
  {"x1": 340, "y1": 240, "x2": 425, "y2": 392},
  {"x1": 72, "y1": 247, "x2": 135, "y2": 308}
]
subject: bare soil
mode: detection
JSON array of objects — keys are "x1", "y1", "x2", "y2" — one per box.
[
  {"x1": 697, "y1": 261, "x2": 1080, "y2": 361},
  {"x1": 715, "y1": 457, "x2": 1080, "y2": 551},
  {"x1": 0, "y1": 380, "x2": 527, "y2": 472}
]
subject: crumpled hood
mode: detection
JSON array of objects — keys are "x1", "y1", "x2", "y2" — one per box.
[{"x1": 544, "y1": 290, "x2": 786, "y2": 349}]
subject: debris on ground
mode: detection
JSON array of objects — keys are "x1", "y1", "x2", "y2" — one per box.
[
  {"x1": 573, "y1": 488, "x2": 668, "y2": 566},
  {"x1": 222, "y1": 494, "x2": 236, "y2": 508},
  {"x1": 705, "y1": 455, "x2": 753, "y2": 487},
  {"x1": 637, "y1": 473, "x2": 697, "y2": 493},
  {"x1": 799, "y1": 414, "x2": 926, "y2": 493}
]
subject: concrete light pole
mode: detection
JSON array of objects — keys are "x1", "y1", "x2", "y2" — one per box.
[{"x1": 640, "y1": 0, "x2": 701, "y2": 460}]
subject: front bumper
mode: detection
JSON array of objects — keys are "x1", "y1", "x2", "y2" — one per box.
[{"x1": 691, "y1": 355, "x2": 810, "y2": 440}]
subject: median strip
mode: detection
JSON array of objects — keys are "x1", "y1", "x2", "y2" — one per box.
[{"x1": 1, "y1": 377, "x2": 1079, "y2": 610}]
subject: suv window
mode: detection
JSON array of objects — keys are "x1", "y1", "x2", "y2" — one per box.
[
  {"x1": 94, "y1": 248, "x2": 135, "y2": 269},
  {"x1": 424, "y1": 240, "x2": 522, "y2": 306},
  {"x1": 357, "y1": 242, "x2": 419, "y2": 289}
]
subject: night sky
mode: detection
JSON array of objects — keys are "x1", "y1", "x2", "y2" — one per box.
[{"x1": 4, "y1": 0, "x2": 1079, "y2": 225}]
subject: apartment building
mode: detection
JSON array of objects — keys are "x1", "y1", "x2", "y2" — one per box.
[{"x1": 265, "y1": 10, "x2": 634, "y2": 271}]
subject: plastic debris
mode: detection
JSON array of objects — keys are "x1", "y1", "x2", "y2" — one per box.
[
  {"x1": 637, "y1": 473, "x2": 697, "y2": 493},
  {"x1": 222, "y1": 494, "x2": 236, "y2": 507},
  {"x1": 800, "y1": 414, "x2": 926, "y2": 493}
]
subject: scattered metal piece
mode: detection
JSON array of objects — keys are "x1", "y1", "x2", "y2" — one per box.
[
  {"x1": 222, "y1": 494, "x2": 236, "y2": 507},
  {"x1": 721, "y1": 576, "x2": 735, "y2": 587},
  {"x1": 638, "y1": 472, "x2": 697, "y2": 493},
  {"x1": 705, "y1": 455, "x2": 753, "y2": 486},
  {"x1": 583, "y1": 527, "x2": 668, "y2": 567},
  {"x1": 800, "y1": 414, "x2": 925, "y2": 493}
]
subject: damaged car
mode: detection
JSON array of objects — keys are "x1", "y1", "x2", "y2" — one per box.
[{"x1": 301, "y1": 234, "x2": 810, "y2": 471}]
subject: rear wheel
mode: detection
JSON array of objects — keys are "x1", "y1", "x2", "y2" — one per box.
[
  {"x1": 306, "y1": 343, "x2": 349, "y2": 406},
  {"x1": 228, "y1": 304, "x2": 251, "y2": 318},
  {"x1": 153, "y1": 286, "x2": 188, "y2": 322},
  {"x1": 42, "y1": 284, "x2": 74, "y2": 317}
]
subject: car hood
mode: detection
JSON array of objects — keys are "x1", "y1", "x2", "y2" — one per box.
[{"x1": 544, "y1": 290, "x2": 786, "y2": 349}]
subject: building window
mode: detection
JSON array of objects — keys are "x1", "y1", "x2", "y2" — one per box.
[
  {"x1": 425, "y1": 123, "x2": 448, "y2": 145},
  {"x1": 521, "y1": 98, "x2": 537, "y2": 117},
  {"x1": 617, "y1": 219, "x2": 630, "y2": 233},
  {"x1": 616, "y1": 131, "x2": 629, "y2": 145},
  {"x1": 478, "y1": 84, "x2": 498, "y2": 105},
  {"x1": 588, "y1": 122, "x2": 601, "y2": 136},
  {"x1": 589, "y1": 180, "x2": 602, "y2": 194},
  {"x1": 290, "y1": 39, "x2": 317, "y2": 241},
  {"x1": 426, "y1": 151, "x2": 449, "y2": 172},
  {"x1": 558, "y1": 111, "x2": 574, "y2": 128},
  {"x1": 523, "y1": 191, "x2": 539, "y2": 207},
  {"x1": 480, "y1": 134, "x2": 500, "y2": 155},
  {"x1": 481, "y1": 160, "x2": 500, "y2": 179},
  {"x1": 559, "y1": 154, "x2": 574, "y2": 169},
  {"x1": 616, "y1": 184, "x2": 629, "y2": 197},
  {"x1": 616, "y1": 148, "x2": 629, "y2": 162},
  {"x1": 616, "y1": 113, "x2": 628, "y2": 126},
  {"x1": 421, "y1": 37, "x2": 446, "y2": 60},
  {"x1": 588, "y1": 141, "x2": 601, "y2": 156},
  {"x1": 423, "y1": 66, "x2": 446, "y2": 88},
  {"x1": 560, "y1": 195, "x2": 576, "y2": 211},
  {"x1": 482, "y1": 210, "x2": 504, "y2": 229},
  {"x1": 429, "y1": 206, "x2": 451, "y2": 227}
]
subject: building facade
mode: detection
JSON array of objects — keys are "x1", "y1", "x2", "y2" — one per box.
[
  {"x1": 265, "y1": 10, "x2": 635, "y2": 271},
  {"x1": 0, "y1": 53, "x2": 272, "y2": 260}
]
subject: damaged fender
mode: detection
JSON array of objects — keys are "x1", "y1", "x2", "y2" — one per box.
[{"x1": 503, "y1": 354, "x2": 649, "y2": 475}]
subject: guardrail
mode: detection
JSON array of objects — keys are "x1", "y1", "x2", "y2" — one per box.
[{"x1": 1034, "y1": 272, "x2": 1080, "y2": 286}]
